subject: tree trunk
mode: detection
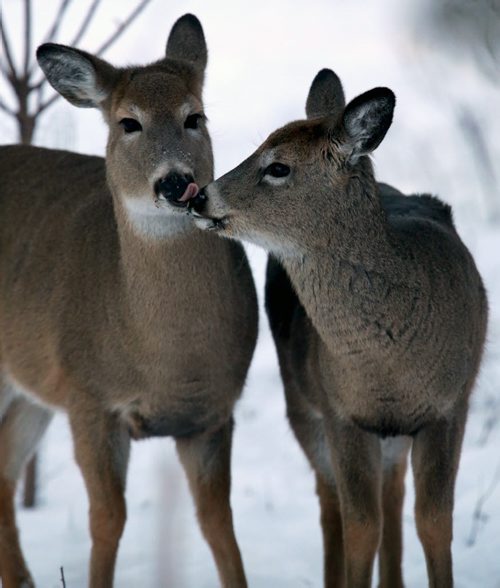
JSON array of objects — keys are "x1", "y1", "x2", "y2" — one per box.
[{"x1": 18, "y1": 113, "x2": 35, "y2": 145}]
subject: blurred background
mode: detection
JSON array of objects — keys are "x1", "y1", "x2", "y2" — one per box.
[{"x1": 1, "y1": 1, "x2": 499, "y2": 586}]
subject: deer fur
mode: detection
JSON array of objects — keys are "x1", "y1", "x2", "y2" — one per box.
[
  {"x1": 0, "y1": 14, "x2": 257, "y2": 588},
  {"x1": 183, "y1": 68, "x2": 488, "y2": 587}
]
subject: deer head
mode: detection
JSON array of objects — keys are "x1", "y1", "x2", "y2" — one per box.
[
  {"x1": 185, "y1": 69, "x2": 395, "y2": 255},
  {"x1": 37, "y1": 14, "x2": 213, "y2": 238}
]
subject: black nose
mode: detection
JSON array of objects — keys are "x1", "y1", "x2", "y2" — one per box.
[
  {"x1": 188, "y1": 188, "x2": 207, "y2": 215},
  {"x1": 154, "y1": 172, "x2": 194, "y2": 207}
]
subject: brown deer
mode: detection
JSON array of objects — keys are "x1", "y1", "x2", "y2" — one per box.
[
  {"x1": 0, "y1": 14, "x2": 258, "y2": 588},
  {"x1": 179, "y1": 69, "x2": 488, "y2": 587}
]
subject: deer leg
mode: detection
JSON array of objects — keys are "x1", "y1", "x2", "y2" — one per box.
[
  {"x1": 176, "y1": 418, "x2": 247, "y2": 588},
  {"x1": 0, "y1": 396, "x2": 53, "y2": 588},
  {"x1": 68, "y1": 404, "x2": 130, "y2": 588},
  {"x1": 316, "y1": 473, "x2": 345, "y2": 588},
  {"x1": 286, "y1": 402, "x2": 345, "y2": 588},
  {"x1": 326, "y1": 416, "x2": 382, "y2": 588},
  {"x1": 411, "y1": 403, "x2": 467, "y2": 588},
  {"x1": 378, "y1": 438, "x2": 410, "y2": 588}
]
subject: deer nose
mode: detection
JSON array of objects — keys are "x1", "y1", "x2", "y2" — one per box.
[{"x1": 154, "y1": 172, "x2": 199, "y2": 208}]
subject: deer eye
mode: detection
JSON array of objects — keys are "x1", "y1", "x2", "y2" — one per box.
[
  {"x1": 264, "y1": 162, "x2": 290, "y2": 178},
  {"x1": 119, "y1": 118, "x2": 142, "y2": 133},
  {"x1": 184, "y1": 113, "x2": 203, "y2": 130}
]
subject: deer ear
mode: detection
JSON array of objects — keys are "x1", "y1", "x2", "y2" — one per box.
[
  {"x1": 342, "y1": 87, "x2": 395, "y2": 164},
  {"x1": 306, "y1": 69, "x2": 345, "y2": 120},
  {"x1": 36, "y1": 43, "x2": 118, "y2": 108},
  {"x1": 166, "y1": 14, "x2": 207, "y2": 73}
]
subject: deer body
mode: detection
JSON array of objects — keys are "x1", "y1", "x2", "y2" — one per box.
[
  {"x1": 0, "y1": 146, "x2": 253, "y2": 429},
  {"x1": 0, "y1": 15, "x2": 257, "y2": 588},
  {"x1": 184, "y1": 70, "x2": 487, "y2": 587},
  {"x1": 279, "y1": 183, "x2": 482, "y2": 435}
]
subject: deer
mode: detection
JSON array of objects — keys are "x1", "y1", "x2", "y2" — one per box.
[
  {"x1": 0, "y1": 14, "x2": 258, "y2": 588},
  {"x1": 177, "y1": 69, "x2": 488, "y2": 587}
]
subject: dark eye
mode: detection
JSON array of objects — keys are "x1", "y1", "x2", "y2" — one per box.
[
  {"x1": 184, "y1": 113, "x2": 203, "y2": 130},
  {"x1": 264, "y1": 162, "x2": 290, "y2": 178},
  {"x1": 119, "y1": 118, "x2": 142, "y2": 133}
]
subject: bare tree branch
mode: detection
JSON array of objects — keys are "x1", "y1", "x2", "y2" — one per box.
[
  {"x1": 70, "y1": 0, "x2": 101, "y2": 47},
  {"x1": 0, "y1": 57, "x2": 11, "y2": 81},
  {"x1": 29, "y1": 77, "x2": 46, "y2": 92},
  {"x1": 95, "y1": 0, "x2": 153, "y2": 56},
  {"x1": 23, "y1": 0, "x2": 32, "y2": 77},
  {"x1": 30, "y1": 0, "x2": 153, "y2": 94},
  {"x1": 0, "y1": 11, "x2": 18, "y2": 79},
  {"x1": 41, "y1": 0, "x2": 73, "y2": 44},
  {"x1": 0, "y1": 96, "x2": 15, "y2": 116},
  {"x1": 36, "y1": 92, "x2": 60, "y2": 116},
  {"x1": 466, "y1": 461, "x2": 500, "y2": 547},
  {"x1": 27, "y1": 0, "x2": 73, "y2": 80}
]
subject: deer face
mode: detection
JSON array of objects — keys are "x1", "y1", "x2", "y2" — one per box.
[
  {"x1": 186, "y1": 70, "x2": 395, "y2": 255},
  {"x1": 37, "y1": 15, "x2": 213, "y2": 238}
]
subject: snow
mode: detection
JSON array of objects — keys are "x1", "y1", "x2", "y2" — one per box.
[{"x1": 2, "y1": 0, "x2": 500, "y2": 586}]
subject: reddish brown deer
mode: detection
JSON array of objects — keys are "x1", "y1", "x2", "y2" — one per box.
[
  {"x1": 180, "y1": 69, "x2": 488, "y2": 587},
  {"x1": 0, "y1": 14, "x2": 257, "y2": 588}
]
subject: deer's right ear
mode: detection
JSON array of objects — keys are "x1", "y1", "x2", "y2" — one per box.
[
  {"x1": 36, "y1": 44, "x2": 118, "y2": 108},
  {"x1": 166, "y1": 14, "x2": 207, "y2": 73},
  {"x1": 306, "y1": 69, "x2": 345, "y2": 120}
]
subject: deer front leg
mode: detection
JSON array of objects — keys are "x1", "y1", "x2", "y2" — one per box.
[
  {"x1": 176, "y1": 418, "x2": 247, "y2": 588},
  {"x1": 378, "y1": 438, "x2": 410, "y2": 588},
  {"x1": 68, "y1": 403, "x2": 130, "y2": 588},
  {"x1": 411, "y1": 403, "x2": 467, "y2": 588},
  {"x1": 326, "y1": 416, "x2": 383, "y2": 588}
]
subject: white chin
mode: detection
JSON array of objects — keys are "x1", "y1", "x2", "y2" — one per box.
[{"x1": 193, "y1": 217, "x2": 221, "y2": 231}]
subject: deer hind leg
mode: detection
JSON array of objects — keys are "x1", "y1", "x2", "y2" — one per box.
[
  {"x1": 68, "y1": 402, "x2": 130, "y2": 588},
  {"x1": 316, "y1": 473, "x2": 345, "y2": 588},
  {"x1": 0, "y1": 393, "x2": 53, "y2": 588},
  {"x1": 378, "y1": 437, "x2": 411, "y2": 588},
  {"x1": 286, "y1": 403, "x2": 344, "y2": 588},
  {"x1": 326, "y1": 416, "x2": 383, "y2": 588},
  {"x1": 411, "y1": 402, "x2": 467, "y2": 588},
  {"x1": 176, "y1": 418, "x2": 247, "y2": 588}
]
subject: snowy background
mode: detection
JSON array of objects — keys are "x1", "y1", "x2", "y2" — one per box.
[{"x1": 1, "y1": 0, "x2": 500, "y2": 586}]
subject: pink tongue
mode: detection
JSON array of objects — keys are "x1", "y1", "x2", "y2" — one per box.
[{"x1": 178, "y1": 182, "x2": 199, "y2": 202}]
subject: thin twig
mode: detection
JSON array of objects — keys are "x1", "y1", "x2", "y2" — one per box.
[
  {"x1": 0, "y1": 57, "x2": 11, "y2": 81},
  {"x1": 0, "y1": 96, "x2": 15, "y2": 116},
  {"x1": 0, "y1": 11, "x2": 18, "y2": 79},
  {"x1": 60, "y1": 566, "x2": 66, "y2": 588},
  {"x1": 95, "y1": 0, "x2": 153, "y2": 56},
  {"x1": 36, "y1": 92, "x2": 59, "y2": 116},
  {"x1": 30, "y1": 0, "x2": 99, "y2": 90},
  {"x1": 70, "y1": 0, "x2": 101, "y2": 47},
  {"x1": 28, "y1": 0, "x2": 73, "y2": 81},
  {"x1": 23, "y1": 0, "x2": 32, "y2": 77},
  {"x1": 466, "y1": 461, "x2": 500, "y2": 547},
  {"x1": 41, "y1": 0, "x2": 73, "y2": 44}
]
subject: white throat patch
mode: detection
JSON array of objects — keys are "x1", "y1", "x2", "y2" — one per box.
[{"x1": 122, "y1": 195, "x2": 193, "y2": 239}]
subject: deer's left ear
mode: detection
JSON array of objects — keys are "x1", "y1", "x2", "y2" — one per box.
[
  {"x1": 166, "y1": 14, "x2": 207, "y2": 74},
  {"x1": 341, "y1": 87, "x2": 395, "y2": 164},
  {"x1": 306, "y1": 68, "x2": 345, "y2": 120}
]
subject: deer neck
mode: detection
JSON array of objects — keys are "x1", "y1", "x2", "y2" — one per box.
[
  {"x1": 280, "y1": 167, "x2": 408, "y2": 353},
  {"x1": 112, "y1": 195, "x2": 199, "y2": 339}
]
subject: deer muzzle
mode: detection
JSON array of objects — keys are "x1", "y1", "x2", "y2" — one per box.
[{"x1": 154, "y1": 172, "x2": 199, "y2": 208}]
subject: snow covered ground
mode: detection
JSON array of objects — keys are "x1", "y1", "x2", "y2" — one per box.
[{"x1": 2, "y1": 0, "x2": 500, "y2": 586}]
